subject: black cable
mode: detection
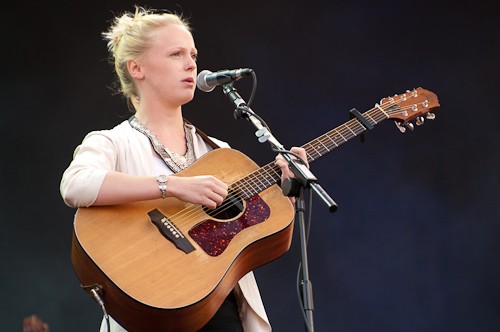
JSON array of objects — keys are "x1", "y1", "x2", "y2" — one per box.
[
  {"x1": 272, "y1": 148, "x2": 308, "y2": 166},
  {"x1": 247, "y1": 71, "x2": 257, "y2": 107}
]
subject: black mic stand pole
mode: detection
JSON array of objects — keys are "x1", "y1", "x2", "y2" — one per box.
[{"x1": 222, "y1": 82, "x2": 338, "y2": 332}]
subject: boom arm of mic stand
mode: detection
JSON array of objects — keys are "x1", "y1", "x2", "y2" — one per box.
[{"x1": 221, "y1": 82, "x2": 338, "y2": 212}]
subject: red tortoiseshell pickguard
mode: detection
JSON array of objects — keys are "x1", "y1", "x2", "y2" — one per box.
[{"x1": 188, "y1": 195, "x2": 270, "y2": 256}]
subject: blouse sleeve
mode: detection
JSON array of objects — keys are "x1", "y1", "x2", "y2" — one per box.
[{"x1": 60, "y1": 131, "x2": 119, "y2": 208}]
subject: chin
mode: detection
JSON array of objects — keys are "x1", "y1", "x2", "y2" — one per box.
[{"x1": 179, "y1": 94, "x2": 195, "y2": 106}]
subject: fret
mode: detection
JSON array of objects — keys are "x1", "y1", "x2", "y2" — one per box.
[
  {"x1": 303, "y1": 142, "x2": 322, "y2": 161},
  {"x1": 321, "y1": 133, "x2": 339, "y2": 149},
  {"x1": 253, "y1": 172, "x2": 268, "y2": 195},
  {"x1": 317, "y1": 140, "x2": 331, "y2": 153},
  {"x1": 363, "y1": 111, "x2": 378, "y2": 125},
  {"x1": 335, "y1": 129, "x2": 348, "y2": 142},
  {"x1": 345, "y1": 123, "x2": 357, "y2": 136},
  {"x1": 349, "y1": 120, "x2": 367, "y2": 134},
  {"x1": 261, "y1": 166, "x2": 276, "y2": 187},
  {"x1": 313, "y1": 139, "x2": 331, "y2": 156},
  {"x1": 308, "y1": 141, "x2": 322, "y2": 157}
]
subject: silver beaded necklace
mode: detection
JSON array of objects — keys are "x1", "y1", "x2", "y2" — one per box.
[{"x1": 129, "y1": 116, "x2": 196, "y2": 173}]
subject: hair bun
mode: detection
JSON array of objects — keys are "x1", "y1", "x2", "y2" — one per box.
[{"x1": 102, "y1": 11, "x2": 136, "y2": 53}]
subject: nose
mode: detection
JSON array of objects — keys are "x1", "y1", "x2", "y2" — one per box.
[{"x1": 186, "y1": 56, "x2": 196, "y2": 71}]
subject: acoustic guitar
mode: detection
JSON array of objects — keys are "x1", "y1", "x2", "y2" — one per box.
[{"x1": 71, "y1": 87, "x2": 440, "y2": 331}]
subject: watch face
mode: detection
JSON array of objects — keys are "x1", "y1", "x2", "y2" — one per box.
[{"x1": 158, "y1": 175, "x2": 167, "y2": 183}]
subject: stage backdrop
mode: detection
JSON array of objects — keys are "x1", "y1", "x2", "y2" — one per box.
[{"x1": 1, "y1": 1, "x2": 499, "y2": 331}]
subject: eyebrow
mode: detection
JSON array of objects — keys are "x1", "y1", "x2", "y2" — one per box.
[{"x1": 167, "y1": 46, "x2": 198, "y2": 54}]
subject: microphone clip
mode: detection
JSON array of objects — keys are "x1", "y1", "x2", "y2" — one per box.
[{"x1": 221, "y1": 82, "x2": 253, "y2": 120}]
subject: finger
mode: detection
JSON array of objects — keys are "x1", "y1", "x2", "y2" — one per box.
[
  {"x1": 290, "y1": 147, "x2": 308, "y2": 167},
  {"x1": 207, "y1": 179, "x2": 228, "y2": 200},
  {"x1": 204, "y1": 200, "x2": 218, "y2": 210},
  {"x1": 205, "y1": 194, "x2": 225, "y2": 209},
  {"x1": 200, "y1": 187, "x2": 226, "y2": 208},
  {"x1": 203, "y1": 176, "x2": 228, "y2": 191},
  {"x1": 209, "y1": 191, "x2": 225, "y2": 206},
  {"x1": 275, "y1": 159, "x2": 287, "y2": 169}
]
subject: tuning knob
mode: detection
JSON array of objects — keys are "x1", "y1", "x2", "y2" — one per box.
[
  {"x1": 405, "y1": 123, "x2": 415, "y2": 131},
  {"x1": 395, "y1": 121, "x2": 406, "y2": 133},
  {"x1": 426, "y1": 112, "x2": 436, "y2": 120},
  {"x1": 416, "y1": 116, "x2": 425, "y2": 126}
]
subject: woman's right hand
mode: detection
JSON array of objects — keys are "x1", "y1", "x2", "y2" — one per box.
[{"x1": 167, "y1": 175, "x2": 228, "y2": 209}]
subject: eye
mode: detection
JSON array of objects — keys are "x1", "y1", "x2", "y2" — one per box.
[
  {"x1": 191, "y1": 53, "x2": 198, "y2": 62},
  {"x1": 171, "y1": 51, "x2": 181, "y2": 57}
]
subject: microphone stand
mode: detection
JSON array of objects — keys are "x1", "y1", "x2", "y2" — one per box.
[{"x1": 222, "y1": 82, "x2": 338, "y2": 332}]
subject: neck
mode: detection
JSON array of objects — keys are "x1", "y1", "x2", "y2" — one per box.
[
  {"x1": 134, "y1": 101, "x2": 188, "y2": 154},
  {"x1": 135, "y1": 101, "x2": 184, "y2": 134}
]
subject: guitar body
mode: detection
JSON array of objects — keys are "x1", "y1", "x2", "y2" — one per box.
[{"x1": 72, "y1": 148, "x2": 295, "y2": 331}]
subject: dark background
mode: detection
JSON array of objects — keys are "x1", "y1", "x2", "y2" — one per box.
[{"x1": 2, "y1": 1, "x2": 499, "y2": 331}]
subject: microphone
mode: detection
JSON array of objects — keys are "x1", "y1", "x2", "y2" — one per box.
[{"x1": 197, "y1": 68, "x2": 253, "y2": 92}]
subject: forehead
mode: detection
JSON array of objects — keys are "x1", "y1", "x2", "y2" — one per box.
[{"x1": 147, "y1": 24, "x2": 195, "y2": 50}]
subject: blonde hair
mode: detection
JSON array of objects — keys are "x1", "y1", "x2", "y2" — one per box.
[{"x1": 102, "y1": 6, "x2": 191, "y2": 107}]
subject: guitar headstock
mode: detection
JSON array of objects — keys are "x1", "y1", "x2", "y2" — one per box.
[{"x1": 378, "y1": 87, "x2": 440, "y2": 132}]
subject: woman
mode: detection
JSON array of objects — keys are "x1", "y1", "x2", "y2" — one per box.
[{"x1": 61, "y1": 6, "x2": 305, "y2": 332}]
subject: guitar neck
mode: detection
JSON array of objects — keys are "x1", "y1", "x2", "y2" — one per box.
[{"x1": 231, "y1": 107, "x2": 389, "y2": 198}]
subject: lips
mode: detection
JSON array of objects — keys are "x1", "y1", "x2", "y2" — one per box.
[{"x1": 183, "y1": 77, "x2": 194, "y2": 83}]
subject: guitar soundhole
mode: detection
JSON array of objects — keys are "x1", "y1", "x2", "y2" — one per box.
[
  {"x1": 202, "y1": 190, "x2": 245, "y2": 220},
  {"x1": 189, "y1": 195, "x2": 270, "y2": 256}
]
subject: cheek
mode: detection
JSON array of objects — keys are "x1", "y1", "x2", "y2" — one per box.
[{"x1": 149, "y1": 66, "x2": 174, "y2": 85}]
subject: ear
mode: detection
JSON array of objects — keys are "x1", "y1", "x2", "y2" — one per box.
[{"x1": 127, "y1": 59, "x2": 144, "y2": 80}]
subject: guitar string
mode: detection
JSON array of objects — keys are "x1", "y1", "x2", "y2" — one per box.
[
  {"x1": 166, "y1": 101, "x2": 423, "y2": 229},
  {"x1": 165, "y1": 95, "x2": 429, "y2": 228},
  {"x1": 173, "y1": 103, "x2": 382, "y2": 222},
  {"x1": 164, "y1": 99, "x2": 424, "y2": 228}
]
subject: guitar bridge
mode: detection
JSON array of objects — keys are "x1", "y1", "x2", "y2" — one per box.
[{"x1": 148, "y1": 209, "x2": 195, "y2": 254}]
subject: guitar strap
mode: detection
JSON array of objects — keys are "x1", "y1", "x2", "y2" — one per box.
[{"x1": 183, "y1": 118, "x2": 221, "y2": 150}]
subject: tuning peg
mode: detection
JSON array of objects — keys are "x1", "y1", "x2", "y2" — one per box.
[
  {"x1": 426, "y1": 112, "x2": 436, "y2": 120},
  {"x1": 395, "y1": 121, "x2": 406, "y2": 133},
  {"x1": 416, "y1": 116, "x2": 425, "y2": 126},
  {"x1": 405, "y1": 122, "x2": 415, "y2": 131}
]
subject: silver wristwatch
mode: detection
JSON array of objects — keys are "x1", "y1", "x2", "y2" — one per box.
[{"x1": 157, "y1": 174, "x2": 168, "y2": 199}]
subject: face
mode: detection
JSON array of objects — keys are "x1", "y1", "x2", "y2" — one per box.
[{"x1": 133, "y1": 24, "x2": 198, "y2": 108}]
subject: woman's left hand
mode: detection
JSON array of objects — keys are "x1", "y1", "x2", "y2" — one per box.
[{"x1": 275, "y1": 146, "x2": 309, "y2": 201}]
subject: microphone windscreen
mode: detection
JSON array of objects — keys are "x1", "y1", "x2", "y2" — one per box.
[{"x1": 196, "y1": 70, "x2": 215, "y2": 92}]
